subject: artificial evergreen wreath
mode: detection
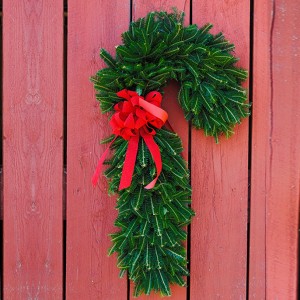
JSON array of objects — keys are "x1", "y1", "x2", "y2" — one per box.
[{"x1": 91, "y1": 10, "x2": 249, "y2": 297}]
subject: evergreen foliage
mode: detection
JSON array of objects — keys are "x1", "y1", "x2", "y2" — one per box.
[
  {"x1": 91, "y1": 10, "x2": 249, "y2": 297},
  {"x1": 104, "y1": 129, "x2": 193, "y2": 296},
  {"x1": 91, "y1": 10, "x2": 249, "y2": 142}
]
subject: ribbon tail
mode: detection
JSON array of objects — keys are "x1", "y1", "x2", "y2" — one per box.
[
  {"x1": 92, "y1": 137, "x2": 117, "y2": 186},
  {"x1": 141, "y1": 132, "x2": 162, "y2": 189},
  {"x1": 119, "y1": 134, "x2": 140, "y2": 190}
]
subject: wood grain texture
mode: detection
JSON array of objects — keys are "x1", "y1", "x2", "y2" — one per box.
[
  {"x1": 190, "y1": 1, "x2": 250, "y2": 299},
  {"x1": 131, "y1": 1, "x2": 190, "y2": 299},
  {"x1": 3, "y1": 0, "x2": 63, "y2": 299},
  {"x1": 66, "y1": 1, "x2": 130, "y2": 299},
  {"x1": 249, "y1": 1, "x2": 300, "y2": 299}
]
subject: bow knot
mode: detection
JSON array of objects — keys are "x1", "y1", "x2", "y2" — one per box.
[{"x1": 110, "y1": 90, "x2": 167, "y2": 140}]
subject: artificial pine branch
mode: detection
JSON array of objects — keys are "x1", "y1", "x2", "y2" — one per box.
[
  {"x1": 92, "y1": 11, "x2": 249, "y2": 142},
  {"x1": 105, "y1": 129, "x2": 194, "y2": 296}
]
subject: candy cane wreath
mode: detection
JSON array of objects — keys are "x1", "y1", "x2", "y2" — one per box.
[{"x1": 91, "y1": 10, "x2": 249, "y2": 297}]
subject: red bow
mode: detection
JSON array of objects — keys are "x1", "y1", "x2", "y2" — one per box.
[{"x1": 92, "y1": 89, "x2": 168, "y2": 190}]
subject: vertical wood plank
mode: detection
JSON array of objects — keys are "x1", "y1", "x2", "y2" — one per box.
[
  {"x1": 3, "y1": 1, "x2": 63, "y2": 298},
  {"x1": 130, "y1": 1, "x2": 190, "y2": 299},
  {"x1": 249, "y1": 1, "x2": 300, "y2": 299},
  {"x1": 190, "y1": 1, "x2": 250, "y2": 299},
  {"x1": 66, "y1": 1, "x2": 130, "y2": 299}
]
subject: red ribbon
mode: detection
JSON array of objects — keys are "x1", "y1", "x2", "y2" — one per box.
[{"x1": 92, "y1": 89, "x2": 168, "y2": 190}]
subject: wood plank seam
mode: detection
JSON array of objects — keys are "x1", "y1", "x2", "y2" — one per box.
[
  {"x1": 246, "y1": 0, "x2": 255, "y2": 298},
  {"x1": 63, "y1": 4, "x2": 68, "y2": 299},
  {"x1": 187, "y1": 2, "x2": 193, "y2": 299}
]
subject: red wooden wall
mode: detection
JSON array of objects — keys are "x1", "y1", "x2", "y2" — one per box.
[{"x1": 1, "y1": 0, "x2": 299, "y2": 299}]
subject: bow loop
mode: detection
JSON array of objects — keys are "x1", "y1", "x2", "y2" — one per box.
[{"x1": 145, "y1": 91, "x2": 162, "y2": 106}]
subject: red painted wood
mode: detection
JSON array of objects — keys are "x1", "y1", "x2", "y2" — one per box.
[
  {"x1": 249, "y1": 1, "x2": 300, "y2": 299},
  {"x1": 66, "y1": 1, "x2": 130, "y2": 299},
  {"x1": 130, "y1": 2, "x2": 190, "y2": 299},
  {"x1": 3, "y1": 0, "x2": 63, "y2": 298},
  {"x1": 190, "y1": 1, "x2": 250, "y2": 299}
]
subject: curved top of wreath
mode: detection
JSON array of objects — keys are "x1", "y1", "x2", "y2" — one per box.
[{"x1": 91, "y1": 10, "x2": 250, "y2": 142}]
